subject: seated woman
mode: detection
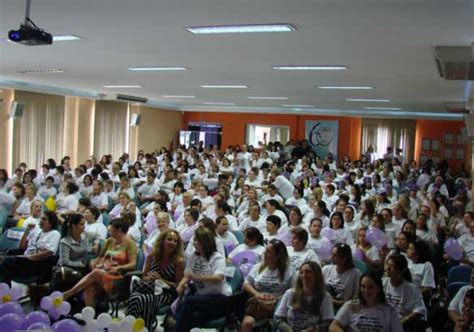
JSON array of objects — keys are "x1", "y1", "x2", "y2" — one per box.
[
  {"x1": 264, "y1": 215, "x2": 282, "y2": 243},
  {"x1": 307, "y1": 217, "x2": 332, "y2": 264},
  {"x1": 38, "y1": 176, "x2": 58, "y2": 200},
  {"x1": 286, "y1": 226, "x2": 320, "y2": 271},
  {"x1": 383, "y1": 254, "x2": 427, "y2": 332},
  {"x1": 56, "y1": 182, "x2": 80, "y2": 215},
  {"x1": 323, "y1": 211, "x2": 354, "y2": 245},
  {"x1": 52, "y1": 214, "x2": 90, "y2": 291},
  {"x1": 109, "y1": 192, "x2": 132, "y2": 219},
  {"x1": 173, "y1": 227, "x2": 232, "y2": 332},
  {"x1": 406, "y1": 239, "x2": 435, "y2": 300},
  {"x1": 215, "y1": 216, "x2": 239, "y2": 252},
  {"x1": 322, "y1": 243, "x2": 361, "y2": 309},
  {"x1": 84, "y1": 206, "x2": 108, "y2": 253},
  {"x1": 63, "y1": 218, "x2": 137, "y2": 308},
  {"x1": 88, "y1": 179, "x2": 109, "y2": 212},
  {"x1": 275, "y1": 261, "x2": 334, "y2": 331},
  {"x1": 127, "y1": 229, "x2": 184, "y2": 331},
  {"x1": 0, "y1": 211, "x2": 61, "y2": 285},
  {"x1": 353, "y1": 226, "x2": 382, "y2": 273},
  {"x1": 329, "y1": 271, "x2": 403, "y2": 332},
  {"x1": 227, "y1": 227, "x2": 265, "y2": 263},
  {"x1": 241, "y1": 239, "x2": 294, "y2": 332},
  {"x1": 13, "y1": 184, "x2": 44, "y2": 220},
  {"x1": 22, "y1": 199, "x2": 43, "y2": 235},
  {"x1": 143, "y1": 211, "x2": 170, "y2": 255}
]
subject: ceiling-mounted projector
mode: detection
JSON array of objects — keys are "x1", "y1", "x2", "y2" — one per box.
[{"x1": 8, "y1": 0, "x2": 53, "y2": 46}]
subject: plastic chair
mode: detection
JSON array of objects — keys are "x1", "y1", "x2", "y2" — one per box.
[
  {"x1": 353, "y1": 258, "x2": 368, "y2": 274},
  {"x1": 231, "y1": 230, "x2": 245, "y2": 244},
  {"x1": 0, "y1": 227, "x2": 25, "y2": 252},
  {"x1": 448, "y1": 282, "x2": 470, "y2": 301},
  {"x1": 101, "y1": 212, "x2": 111, "y2": 227},
  {"x1": 0, "y1": 209, "x2": 9, "y2": 231},
  {"x1": 448, "y1": 265, "x2": 472, "y2": 284}
]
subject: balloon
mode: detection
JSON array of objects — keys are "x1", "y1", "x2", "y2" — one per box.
[
  {"x1": 49, "y1": 308, "x2": 61, "y2": 320},
  {"x1": 22, "y1": 311, "x2": 50, "y2": 329},
  {"x1": 180, "y1": 227, "x2": 194, "y2": 242},
  {"x1": 50, "y1": 291, "x2": 62, "y2": 300},
  {"x1": 317, "y1": 240, "x2": 332, "y2": 262},
  {"x1": 224, "y1": 242, "x2": 236, "y2": 255},
  {"x1": 27, "y1": 322, "x2": 53, "y2": 331},
  {"x1": 144, "y1": 217, "x2": 157, "y2": 235},
  {"x1": 239, "y1": 263, "x2": 254, "y2": 278},
  {"x1": 96, "y1": 313, "x2": 112, "y2": 328},
  {"x1": 132, "y1": 318, "x2": 145, "y2": 332},
  {"x1": 52, "y1": 319, "x2": 80, "y2": 332},
  {"x1": 0, "y1": 284, "x2": 8, "y2": 294},
  {"x1": 9, "y1": 287, "x2": 22, "y2": 300},
  {"x1": 365, "y1": 228, "x2": 387, "y2": 248},
  {"x1": 0, "y1": 302, "x2": 24, "y2": 317},
  {"x1": 352, "y1": 248, "x2": 365, "y2": 260},
  {"x1": 108, "y1": 321, "x2": 120, "y2": 332},
  {"x1": 321, "y1": 228, "x2": 336, "y2": 241},
  {"x1": 57, "y1": 301, "x2": 71, "y2": 316},
  {"x1": 81, "y1": 307, "x2": 95, "y2": 322},
  {"x1": 232, "y1": 250, "x2": 258, "y2": 266},
  {"x1": 40, "y1": 296, "x2": 53, "y2": 311},
  {"x1": 444, "y1": 238, "x2": 463, "y2": 260},
  {"x1": 0, "y1": 313, "x2": 24, "y2": 332}
]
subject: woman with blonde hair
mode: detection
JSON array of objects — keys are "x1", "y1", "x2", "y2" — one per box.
[
  {"x1": 127, "y1": 229, "x2": 184, "y2": 331},
  {"x1": 275, "y1": 261, "x2": 334, "y2": 331}
]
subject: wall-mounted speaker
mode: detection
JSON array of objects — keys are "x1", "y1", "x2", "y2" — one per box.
[
  {"x1": 9, "y1": 101, "x2": 24, "y2": 118},
  {"x1": 130, "y1": 113, "x2": 142, "y2": 126}
]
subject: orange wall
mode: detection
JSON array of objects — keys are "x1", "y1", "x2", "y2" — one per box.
[
  {"x1": 414, "y1": 120, "x2": 466, "y2": 168},
  {"x1": 183, "y1": 112, "x2": 362, "y2": 160}
]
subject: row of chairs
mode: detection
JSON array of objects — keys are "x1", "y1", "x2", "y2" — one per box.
[{"x1": 447, "y1": 265, "x2": 472, "y2": 301}]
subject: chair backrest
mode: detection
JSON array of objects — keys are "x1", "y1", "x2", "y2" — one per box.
[
  {"x1": 0, "y1": 209, "x2": 9, "y2": 230},
  {"x1": 448, "y1": 265, "x2": 472, "y2": 284},
  {"x1": 231, "y1": 230, "x2": 245, "y2": 244},
  {"x1": 448, "y1": 282, "x2": 470, "y2": 301},
  {"x1": 0, "y1": 227, "x2": 25, "y2": 252},
  {"x1": 353, "y1": 258, "x2": 368, "y2": 274},
  {"x1": 136, "y1": 248, "x2": 145, "y2": 271},
  {"x1": 225, "y1": 263, "x2": 244, "y2": 293}
]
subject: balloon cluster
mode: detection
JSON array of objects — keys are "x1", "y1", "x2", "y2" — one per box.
[
  {"x1": 0, "y1": 289, "x2": 148, "y2": 332},
  {"x1": 444, "y1": 237, "x2": 463, "y2": 260},
  {"x1": 365, "y1": 228, "x2": 387, "y2": 248},
  {"x1": 232, "y1": 250, "x2": 258, "y2": 278}
]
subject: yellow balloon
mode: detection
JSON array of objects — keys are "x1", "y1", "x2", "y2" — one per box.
[
  {"x1": 17, "y1": 218, "x2": 25, "y2": 228},
  {"x1": 132, "y1": 318, "x2": 145, "y2": 332},
  {"x1": 45, "y1": 197, "x2": 56, "y2": 212}
]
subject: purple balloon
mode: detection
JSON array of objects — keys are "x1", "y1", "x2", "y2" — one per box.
[
  {"x1": 57, "y1": 302, "x2": 71, "y2": 316},
  {"x1": 40, "y1": 296, "x2": 53, "y2": 311},
  {"x1": 49, "y1": 308, "x2": 61, "y2": 320},
  {"x1": 444, "y1": 238, "x2": 463, "y2": 260},
  {"x1": 239, "y1": 263, "x2": 254, "y2": 278},
  {"x1": 352, "y1": 248, "x2": 365, "y2": 260},
  {"x1": 144, "y1": 216, "x2": 157, "y2": 235},
  {"x1": 317, "y1": 241, "x2": 333, "y2": 262},
  {"x1": 22, "y1": 311, "x2": 50, "y2": 329},
  {"x1": 232, "y1": 250, "x2": 258, "y2": 266},
  {"x1": 0, "y1": 313, "x2": 24, "y2": 332},
  {"x1": 321, "y1": 228, "x2": 336, "y2": 241},
  {"x1": 52, "y1": 319, "x2": 80, "y2": 332},
  {"x1": 9, "y1": 287, "x2": 22, "y2": 300},
  {"x1": 181, "y1": 227, "x2": 194, "y2": 242},
  {"x1": 27, "y1": 322, "x2": 53, "y2": 331},
  {"x1": 365, "y1": 228, "x2": 387, "y2": 248},
  {"x1": 224, "y1": 242, "x2": 236, "y2": 255},
  {"x1": 0, "y1": 302, "x2": 24, "y2": 317}
]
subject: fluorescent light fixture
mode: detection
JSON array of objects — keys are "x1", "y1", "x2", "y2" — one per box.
[
  {"x1": 53, "y1": 35, "x2": 81, "y2": 41},
  {"x1": 102, "y1": 85, "x2": 141, "y2": 88},
  {"x1": 203, "y1": 102, "x2": 236, "y2": 106},
  {"x1": 248, "y1": 96, "x2": 288, "y2": 100},
  {"x1": 346, "y1": 98, "x2": 391, "y2": 102},
  {"x1": 200, "y1": 85, "x2": 248, "y2": 89},
  {"x1": 273, "y1": 65, "x2": 347, "y2": 71},
  {"x1": 282, "y1": 104, "x2": 314, "y2": 108},
  {"x1": 129, "y1": 66, "x2": 188, "y2": 71},
  {"x1": 364, "y1": 107, "x2": 402, "y2": 110},
  {"x1": 162, "y1": 95, "x2": 196, "y2": 98},
  {"x1": 317, "y1": 86, "x2": 374, "y2": 90},
  {"x1": 185, "y1": 23, "x2": 296, "y2": 34},
  {"x1": 17, "y1": 69, "x2": 66, "y2": 74}
]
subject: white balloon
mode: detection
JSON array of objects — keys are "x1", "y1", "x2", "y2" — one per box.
[
  {"x1": 81, "y1": 306, "x2": 95, "y2": 321},
  {"x1": 74, "y1": 313, "x2": 83, "y2": 320},
  {"x1": 85, "y1": 319, "x2": 99, "y2": 332},
  {"x1": 119, "y1": 319, "x2": 131, "y2": 331},
  {"x1": 124, "y1": 315, "x2": 135, "y2": 323},
  {"x1": 97, "y1": 312, "x2": 112, "y2": 328},
  {"x1": 108, "y1": 321, "x2": 120, "y2": 332}
]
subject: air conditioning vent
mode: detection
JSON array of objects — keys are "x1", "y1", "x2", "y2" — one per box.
[
  {"x1": 100, "y1": 94, "x2": 147, "y2": 103},
  {"x1": 434, "y1": 45, "x2": 474, "y2": 80},
  {"x1": 445, "y1": 101, "x2": 471, "y2": 113}
]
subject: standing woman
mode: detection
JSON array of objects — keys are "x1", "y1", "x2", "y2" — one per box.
[
  {"x1": 275, "y1": 261, "x2": 334, "y2": 331},
  {"x1": 329, "y1": 272, "x2": 403, "y2": 332},
  {"x1": 127, "y1": 229, "x2": 184, "y2": 331},
  {"x1": 322, "y1": 243, "x2": 361, "y2": 309},
  {"x1": 173, "y1": 227, "x2": 232, "y2": 332}
]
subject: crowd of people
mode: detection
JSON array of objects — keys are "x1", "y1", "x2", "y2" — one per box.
[{"x1": 0, "y1": 139, "x2": 473, "y2": 331}]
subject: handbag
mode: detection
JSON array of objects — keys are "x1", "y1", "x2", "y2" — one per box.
[{"x1": 52, "y1": 266, "x2": 83, "y2": 284}]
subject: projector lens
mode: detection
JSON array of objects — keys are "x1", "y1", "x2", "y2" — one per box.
[{"x1": 8, "y1": 30, "x2": 20, "y2": 41}]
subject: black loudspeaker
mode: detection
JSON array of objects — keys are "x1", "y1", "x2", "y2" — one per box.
[
  {"x1": 130, "y1": 114, "x2": 142, "y2": 126},
  {"x1": 9, "y1": 101, "x2": 24, "y2": 118}
]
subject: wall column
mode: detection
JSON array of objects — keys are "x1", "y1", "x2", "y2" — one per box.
[{"x1": 0, "y1": 89, "x2": 14, "y2": 173}]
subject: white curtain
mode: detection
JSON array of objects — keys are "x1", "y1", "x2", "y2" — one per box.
[
  {"x1": 94, "y1": 101, "x2": 128, "y2": 160},
  {"x1": 361, "y1": 118, "x2": 416, "y2": 162},
  {"x1": 12, "y1": 91, "x2": 65, "y2": 170}
]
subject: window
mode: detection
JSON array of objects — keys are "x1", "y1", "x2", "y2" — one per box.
[{"x1": 246, "y1": 124, "x2": 289, "y2": 146}]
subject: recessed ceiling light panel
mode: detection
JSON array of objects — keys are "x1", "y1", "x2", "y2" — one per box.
[
  {"x1": 317, "y1": 86, "x2": 374, "y2": 90},
  {"x1": 346, "y1": 98, "x2": 391, "y2": 102},
  {"x1": 17, "y1": 68, "x2": 66, "y2": 74},
  {"x1": 102, "y1": 85, "x2": 141, "y2": 88},
  {"x1": 129, "y1": 66, "x2": 188, "y2": 71},
  {"x1": 273, "y1": 65, "x2": 347, "y2": 70},
  {"x1": 364, "y1": 106, "x2": 402, "y2": 110},
  {"x1": 200, "y1": 85, "x2": 248, "y2": 89},
  {"x1": 162, "y1": 95, "x2": 196, "y2": 98},
  {"x1": 185, "y1": 23, "x2": 296, "y2": 34}
]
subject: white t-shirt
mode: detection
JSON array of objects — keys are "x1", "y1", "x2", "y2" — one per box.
[
  {"x1": 217, "y1": 231, "x2": 240, "y2": 249},
  {"x1": 38, "y1": 186, "x2": 57, "y2": 200},
  {"x1": 273, "y1": 175, "x2": 295, "y2": 200},
  {"x1": 448, "y1": 285, "x2": 474, "y2": 314},
  {"x1": 322, "y1": 265, "x2": 361, "y2": 301},
  {"x1": 245, "y1": 262, "x2": 294, "y2": 297},
  {"x1": 90, "y1": 193, "x2": 108, "y2": 209},
  {"x1": 186, "y1": 251, "x2": 231, "y2": 295},
  {"x1": 459, "y1": 233, "x2": 474, "y2": 261},
  {"x1": 275, "y1": 289, "x2": 334, "y2": 330},
  {"x1": 330, "y1": 228, "x2": 354, "y2": 245},
  {"x1": 382, "y1": 278, "x2": 427, "y2": 319},
  {"x1": 407, "y1": 260, "x2": 435, "y2": 290},
  {"x1": 238, "y1": 216, "x2": 267, "y2": 234},
  {"x1": 0, "y1": 191, "x2": 16, "y2": 209},
  {"x1": 85, "y1": 222, "x2": 108, "y2": 241},
  {"x1": 286, "y1": 246, "x2": 321, "y2": 271},
  {"x1": 25, "y1": 229, "x2": 61, "y2": 256},
  {"x1": 335, "y1": 300, "x2": 403, "y2": 332},
  {"x1": 23, "y1": 216, "x2": 41, "y2": 237},
  {"x1": 307, "y1": 236, "x2": 332, "y2": 262},
  {"x1": 56, "y1": 194, "x2": 79, "y2": 213}
]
